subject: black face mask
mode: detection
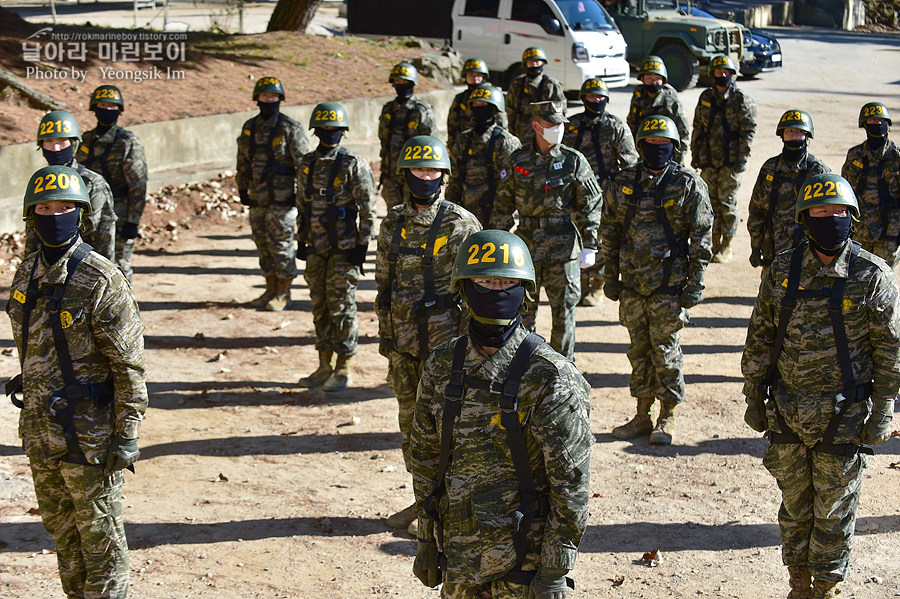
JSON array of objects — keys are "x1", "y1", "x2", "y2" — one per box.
[
  {"x1": 806, "y1": 213, "x2": 852, "y2": 256},
  {"x1": 644, "y1": 83, "x2": 662, "y2": 95},
  {"x1": 714, "y1": 74, "x2": 733, "y2": 88},
  {"x1": 526, "y1": 65, "x2": 544, "y2": 78},
  {"x1": 641, "y1": 140, "x2": 674, "y2": 171},
  {"x1": 404, "y1": 170, "x2": 443, "y2": 204},
  {"x1": 865, "y1": 121, "x2": 889, "y2": 139},
  {"x1": 93, "y1": 107, "x2": 120, "y2": 127},
  {"x1": 463, "y1": 279, "x2": 526, "y2": 348},
  {"x1": 583, "y1": 98, "x2": 607, "y2": 115},
  {"x1": 42, "y1": 145, "x2": 74, "y2": 166},
  {"x1": 257, "y1": 100, "x2": 280, "y2": 117},
  {"x1": 314, "y1": 128, "x2": 343, "y2": 147},
  {"x1": 471, "y1": 104, "x2": 495, "y2": 128},
  {"x1": 394, "y1": 82, "x2": 414, "y2": 98},
  {"x1": 34, "y1": 207, "x2": 81, "y2": 249},
  {"x1": 782, "y1": 139, "x2": 806, "y2": 163}
]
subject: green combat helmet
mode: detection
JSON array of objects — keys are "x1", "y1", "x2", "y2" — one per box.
[
  {"x1": 468, "y1": 84, "x2": 505, "y2": 113},
  {"x1": 776, "y1": 109, "x2": 814, "y2": 139},
  {"x1": 252, "y1": 76, "x2": 285, "y2": 101},
  {"x1": 462, "y1": 57, "x2": 490, "y2": 76},
  {"x1": 89, "y1": 85, "x2": 125, "y2": 112},
  {"x1": 389, "y1": 62, "x2": 418, "y2": 85},
  {"x1": 309, "y1": 102, "x2": 350, "y2": 129},
  {"x1": 795, "y1": 173, "x2": 859, "y2": 224},
  {"x1": 708, "y1": 54, "x2": 737, "y2": 75},
  {"x1": 580, "y1": 77, "x2": 610, "y2": 100},
  {"x1": 858, "y1": 102, "x2": 892, "y2": 127},
  {"x1": 23, "y1": 165, "x2": 92, "y2": 217},
  {"x1": 636, "y1": 115, "x2": 680, "y2": 144},
  {"x1": 36, "y1": 111, "x2": 82, "y2": 145},
  {"x1": 396, "y1": 135, "x2": 451, "y2": 174},
  {"x1": 522, "y1": 46, "x2": 549, "y2": 66},
  {"x1": 639, "y1": 55, "x2": 668, "y2": 83}
]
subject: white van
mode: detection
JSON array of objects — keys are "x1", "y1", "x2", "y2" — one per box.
[{"x1": 451, "y1": 0, "x2": 631, "y2": 93}]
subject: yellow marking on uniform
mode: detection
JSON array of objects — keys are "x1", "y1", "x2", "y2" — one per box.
[
  {"x1": 766, "y1": 174, "x2": 774, "y2": 182},
  {"x1": 242, "y1": 129, "x2": 251, "y2": 136},
  {"x1": 853, "y1": 160, "x2": 864, "y2": 169},
  {"x1": 490, "y1": 411, "x2": 526, "y2": 430},
  {"x1": 781, "y1": 278, "x2": 805, "y2": 290},
  {"x1": 400, "y1": 227, "x2": 407, "y2": 240},
  {"x1": 701, "y1": 100, "x2": 711, "y2": 107},
  {"x1": 60, "y1": 311, "x2": 73, "y2": 329},
  {"x1": 272, "y1": 136, "x2": 283, "y2": 146},
  {"x1": 428, "y1": 236, "x2": 448, "y2": 256},
  {"x1": 664, "y1": 199, "x2": 675, "y2": 208},
  {"x1": 622, "y1": 186, "x2": 633, "y2": 195},
  {"x1": 12, "y1": 290, "x2": 26, "y2": 304},
  {"x1": 843, "y1": 298, "x2": 853, "y2": 312},
  {"x1": 79, "y1": 145, "x2": 89, "y2": 153},
  {"x1": 408, "y1": 121, "x2": 419, "y2": 129}
]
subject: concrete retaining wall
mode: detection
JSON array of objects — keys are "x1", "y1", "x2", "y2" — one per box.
[{"x1": 0, "y1": 88, "x2": 459, "y2": 234}]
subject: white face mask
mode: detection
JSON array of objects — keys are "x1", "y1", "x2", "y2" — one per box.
[{"x1": 540, "y1": 123, "x2": 564, "y2": 145}]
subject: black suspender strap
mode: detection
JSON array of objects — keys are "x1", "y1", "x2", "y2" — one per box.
[
  {"x1": 589, "y1": 121, "x2": 610, "y2": 183},
  {"x1": 379, "y1": 214, "x2": 407, "y2": 310},
  {"x1": 624, "y1": 164, "x2": 680, "y2": 293},
  {"x1": 764, "y1": 156, "x2": 782, "y2": 256},
  {"x1": 85, "y1": 127, "x2": 122, "y2": 196},
  {"x1": 852, "y1": 154, "x2": 894, "y2": 220},
  {"x1": 306, "y1": 148, "x2": 351, "y2": 249},
  {"x1": 481, "y1": 127, "x2": 504, "y2": 227},
  {"x1": 416, "y1": 201, "x2": 451, "y2": 360},
  {"x1": 708, "y1": 95, "x2": 734, "y2": 165},
  {"x1": 7, "y1": 258, "x2": 42, "y2": 409}
]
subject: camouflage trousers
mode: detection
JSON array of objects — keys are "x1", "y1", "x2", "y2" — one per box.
[
  {"x1": 763, "y1": 441, "x2": 867, "y2": 583},
  {"x1": 700, "y1": 165, "x2": 742, "y2": 241},
  {"x1": 304, "y1": 251, "x2": 360, "y2": 356},
  {"x1": 381, "y1": 174, "x2": 405, "y2": 210},
  {"x1": 619, "y1": 288, "x2": 687, "y2": 404},
  {"x1": 114, "y1": 236, "x2": 135, "y2": 283},
  {"x1": 522, "y1": 259, "x2": 579, "y2": 361},
  {"x1": 580, "y1": 264, "x2": 604, "y2": 303},
  {"x1": 249, "y1": 205, "x2": 298, "y2": 280},
  {"x1": 859, "y1": 238, "x2": 900, "y2": 268},
  {"x1": 441, "y1": 578, "x2": 531, "y2": 598},
  {"x1": 30, "y1": 458, "x2": 129, "y2": 599},
  {"x1": 387, "y1": 349, "x2": 424, "y2": 472}
]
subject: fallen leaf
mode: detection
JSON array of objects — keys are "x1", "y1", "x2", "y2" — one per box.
[
  {"x1": 889, "y1": 462, "x2": 900, "y2": 469},
  {"x1": 0, "y1": 540, "x2": 8, "y2": 548},
  {"x1": 280, "y1": 430, "x2": 299, "y2": 436},
  {"x1": 27, "y1": 507, "x2": 40, "y2": 516},
  {"x1": 217, "y1": 473, "x2": 228, "y2": 482},
  {"x1": 2, "y1": 348, "x2": 13, "y2": 355},
  {"x1": 641, "y1": 548, "x2": 661, "y2": 567},
  {"x1": 611, "y1": 575, "x2": 625, "y2": 586},
  {"x1": 592, "y1": 493, "x2": 604, "y2": 498},
  {"x1": 331, "y1": 483, "x2": 350, "y2": 488}
]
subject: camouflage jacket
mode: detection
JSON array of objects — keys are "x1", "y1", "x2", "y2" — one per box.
[
  {"x1": 506, "y1": 73, "x2": 566, "y2": 142},
  {"x1": 375, "y1": 198, "x2": 482, "y2": 359},
  {"x1": 236, "y1": 111, "x2": 312, "y2": 208},
  {"x1": 626, "y1": 84, "x2": 691, "y2": 158},
  {"x1": 748, "y1": 151, "x2": 830, "y2": 263},
  {"x1": 494, "y1": 143, "x2": 603, "y2": 263},
  {"x1": 601, "y1": 162, "x2": 713, "y2": 295},
  {"x1": 411, "y1": 326, "x2": 592, "y2": 582},
  {"x1": 296, "y1": 145, "x2": 377, "y2": 254},
  {"x1": 690, "y1": 83, "x2": 757, "y2": 170},
  {"x1": 841, "y1": 138, "x2": 900, "y2": 245},
  {"x1": 446, "y1": 122, "x2": 522, "y2": 228},
  {"x1": 447, "y1": 88, "x2": 509, "y2": 150},
  {"x1": 24, "y1": 160, "x2": 117, "y2": 262},
  {"x1": 378, "y1": 94, "x2": 438, "y2": 179},
  {"x1": 77, "y1": 125, "x2": 147, "y2": 225},
  {"x1": 563, "y1": 110, "x2": 638, "y2": 190},
  {"x1": 741, "y1": 241, "x2": 900, "y2": 447},
  {"x1": 7, "y1": 241, "x2": 148, "y2": 463}
]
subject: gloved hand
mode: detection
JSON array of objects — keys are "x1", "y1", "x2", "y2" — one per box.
[
  {"x1": 238, "y1": 189, "x2": 251, "y2": 205},
  {"x1": 603, "y1": 279, "x2": 621, "y2": 302},
  {"x1": 296, "y1": 243, "x2": 308, "y2": 261},
  {"x1": 349, "y1": 244, "x2": 367, "y2": 268},
  {"x1": 577, "y1": 248, "x2": 597, "y2": 270},
  {"x1": 679, "y1": 284, "x2": 704, "y2": 309},
  {"x1": 749, "y1": 248, "x2": 762, "y2": 268},
  {"x1": 105, "y1": 436, "x2": 140, "y2": 472},
  {"x1": 118, "y1": 222, "x2": 139, "y2": 240},
  {"x1": 528, "y1": 566, "x2": 570, "y2": 599},
  {"x1": 413, "y1": 539, "x2": 441, "y2": 588},
  {"x1": 861, "y1": 397, "x2": 895, "y2": 445},
  {"x1": 744, "y1": 397, "x2": 767, "y2": 432}
]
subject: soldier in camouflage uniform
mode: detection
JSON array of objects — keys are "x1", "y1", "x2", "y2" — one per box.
[
  {"x1": 446, "y1": 58, "x2": 509, "y2": 151},
  {"x1": 742, "y1": 174, "x2": 899, "y2": 599},
  {"x1": 236, "y1": 77, "x2": 313, "y2": 311},
  {"x1": 379, "y1": 62, "x2": 438, "y2": 209},
  {"x1": 7, "y1": 165, "x2": 148, "y2": 599},
  {"x1": 375, "y1": 136, "x2": 482, "y2": 534},
  {"x1": 506, "y1": 47, "x2": 566, "y2": 145},
  {"x1": 411, "y1": 229, "x2": 592, "y2": 599},
  {"x1": 602, "y1": 116, "x2": 713, "y2": 445},
  {"x1": 77, "y1": 85, "x2": 147, "y2": 282},
  {"x1": 295, "y1": 102, "x2": 376, "y2": 392},
  {"x1": 627, "y1": 56, "x2": 691, "y2": 164},
  {"x1": 445, "y1": 84, "x2": 521, "y2": 227},
  {"x1": 841, "y1": 101, "x2": 900, "y2": 267},
  {"x1": 690, "y1": 55, "x2": 758, "y2": 264},
  {"x1": 748, "y1": 110, "x2": 830, "y2": 270},
  {"x1": 494, "y1": 101, "x2": 603, "y2": 361},
  {"x1": 30, "y1": 110, "x2": 116, "y2": 262},
  {"x1": 564, "y1": 77, "x2": 639, "y2": 307}
]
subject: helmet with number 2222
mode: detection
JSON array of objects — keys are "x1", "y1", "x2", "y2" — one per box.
[{"x1": 636, "y1": 115, "x2": 680, "y2": 144}]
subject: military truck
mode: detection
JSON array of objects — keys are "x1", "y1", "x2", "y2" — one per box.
[{"x1": 610, "y1": 0, "x2": 745, "y2": 91}]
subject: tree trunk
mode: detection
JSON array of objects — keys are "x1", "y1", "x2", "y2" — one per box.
[
  {"x1": 266, "y1": 0, "x2": 324, "y2": 32},
  {"x1": 0, "y1": 68, "x2": 69, "y2": 111}
]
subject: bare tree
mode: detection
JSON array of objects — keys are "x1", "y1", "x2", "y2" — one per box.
[{"x1": 266, "y1": 0, "x2": 324, "y2": 32}]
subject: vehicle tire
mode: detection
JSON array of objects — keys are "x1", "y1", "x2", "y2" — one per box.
[{"x1": 656, "y1": 44, "x2": 700, "y2": 91}]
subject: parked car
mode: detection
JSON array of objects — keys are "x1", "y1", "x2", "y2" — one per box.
[{"x1": 683, "y1": 4, "x2": 782, "y2": 78}]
